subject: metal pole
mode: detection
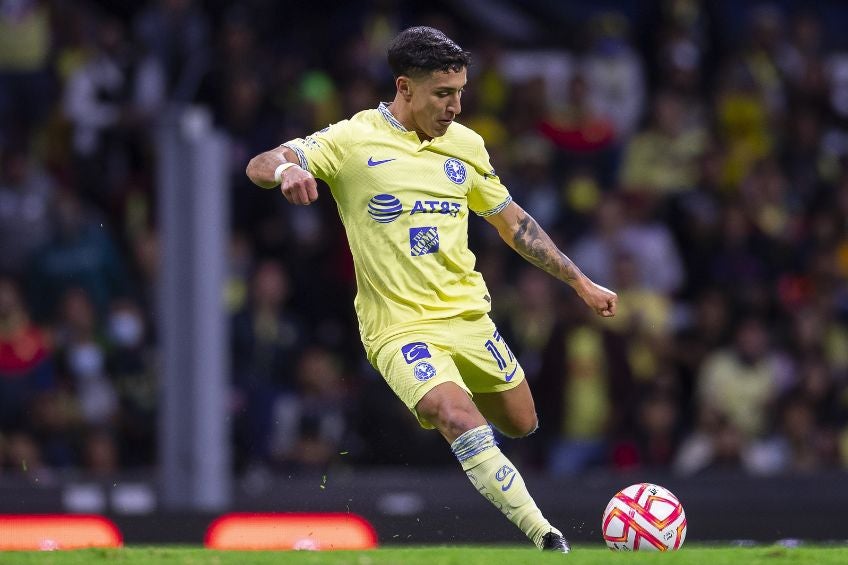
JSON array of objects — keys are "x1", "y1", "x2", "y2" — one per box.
[{"x1": 157, "y1": 106, "x2": 231, "y2": 511}]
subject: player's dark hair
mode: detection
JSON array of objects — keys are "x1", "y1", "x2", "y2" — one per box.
[{"x1": 387, "y1": 26, "x2": 471, "y2": 79}]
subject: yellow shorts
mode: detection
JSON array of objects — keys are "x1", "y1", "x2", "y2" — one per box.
[{"x1": 367, "y1": 314, "x2": 525, "y2": 429}]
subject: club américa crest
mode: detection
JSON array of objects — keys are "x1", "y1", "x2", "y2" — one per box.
[{"x1": 443, "y1": 158, "x2": 467, "y2": 184}]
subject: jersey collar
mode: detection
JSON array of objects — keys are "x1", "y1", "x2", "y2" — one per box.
[
  {"x1": 377, "y1": 102, "x2": 442, "y2": 149},
  {"x1": 378, "y1": 102, "x2": 408, "y2": 132}
]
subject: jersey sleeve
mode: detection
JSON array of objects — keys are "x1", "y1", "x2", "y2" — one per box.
[
  {"x1": 282, "y1": 120, "x2": 352, "y2": 182},
  {"x1": 466, "y1": 138, "x2": 512, "y2": 217}
]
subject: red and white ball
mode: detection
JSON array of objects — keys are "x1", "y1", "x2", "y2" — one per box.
[{"x1": 601, "y1": 483, "x2": 687, "y2": 551}]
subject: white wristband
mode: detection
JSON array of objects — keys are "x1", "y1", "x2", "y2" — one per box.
[{"x1": 274, "y1": 162, "x2": 297, "y2": 184}]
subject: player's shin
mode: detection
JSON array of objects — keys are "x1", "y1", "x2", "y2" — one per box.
[{"x1": 450, "y1": 424, "x2": 559, "y2": 549}]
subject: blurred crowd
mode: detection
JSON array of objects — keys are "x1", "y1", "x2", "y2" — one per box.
[{"x1": 2, "y1": 0, "x2": 848, "y2": 481}]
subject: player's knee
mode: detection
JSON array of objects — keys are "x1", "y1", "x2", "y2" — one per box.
[
  {"x1": 441, "y1": 405, "x2": 484, "y2": 438},
  {"x1": 418, "y1": 397, "x2": 483, "y2": 438}
]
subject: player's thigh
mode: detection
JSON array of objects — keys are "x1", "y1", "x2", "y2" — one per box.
[
  {"x1": 473, "y1": 378, "x2": 538, "y2": 438},
  {"x1": 370, "y1": 334, "x2": 471, "y2": 430}
]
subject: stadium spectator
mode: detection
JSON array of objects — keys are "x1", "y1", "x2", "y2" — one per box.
[
  {"x1": 618, "y1": 194, "x2": 685, "y2": 294},
  {"x1": 502, "y1": 136, "x2": 562, "y2": 235},
  {"x1": 580, "y1": 11, "x2": 646, "y2": 141},
  {"x1": 82, "y1": 428, "x2": 119, "y2": 476},
  {"x1": 0, "y1": 144, "x2": 56, "y2": 276},
  {"x1": 570, "y1": 193, "x2": 630, "y2": 290},
  {"x1": 127, "y1": 228, "x2": 160, "y2": 329},
  {"x1": 1, "y1": 431, "x2": 52, "y2": 483},
  {"x1": 537, "y1": 72, "x2": 617, "y2": 186},
  {"x1": 714, "y1": 61, "x2": 774, "y2": 190},
  {"x1": 671, "y1": 287, "x2": 733, "y2": 427},
  {"x1": 106, "y1": 297, "x2": 156, "y2": 467},
  {"x1": 619, "y1": 89, "x2": 708, "y2": 195},
  {"x1": 0, "y1": 0, "x2": 53, "y2": 142},
  {"x1": 269, "y1": 346, "x2": 350, "y2": 470},
  {"x1": 0, "y1": 276, "x2": 55, "y2": 467},
  {"x1": 498, "y1": 268, "x2": 560, "y2": 379},
  {"x1": 611, "y1": 385, "x2": 683, "y2": 471},
  {"x1": 569, "y1": 192, "x2": 684, "y2": 294},
  {"x1": 694, "y1": 316, "x2": 793, "y2": 441},
  {"x1": 536, "y1": 293, "x2": 634, "y2": 475},
  {"x1": 651, "y1": 0, "x2": 710, "y2": 107},
  {"x1": 735, "y1": 4, "x2": 789, "y2": 122},
  {"x1": 673, "y1": 403, "x2": 747, "y2": 475},
  {"x1": 749, "y1": 357, "x2": 843, "y2": 473},
  {"x1": 231, "y1": 258, "x2": 303, "y2": 468},
  {"x1": 25, "y1": 188, "x2": 129, "y2": 322},
  {"x1": 664, "y1": 145, "x2": 725, "y2": 299},
  {"x1": 603, "y1": 250, "x2": 674, "y2": 384},
  {"x1": 62, "y1": 11, "x2": 153, "y2": 216},
  {"x1": 708, "y1": 206, "x2": 771, "y2": 312},
  {"x1": 53, "y1": 287, "x2": 119, "y2": 432},
  {"x1": 133, "y1": 0, "x2": 211, "y2": 103}
]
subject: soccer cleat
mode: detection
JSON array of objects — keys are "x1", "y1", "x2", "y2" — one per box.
[{"x1": 541, "y1": 531, "x2": 571, "y2": 553}]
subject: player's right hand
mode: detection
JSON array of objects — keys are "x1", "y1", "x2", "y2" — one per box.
[
  {"x1": 578, "y1": 280, "x2": 618, "y2": 318},
  {"x1": 280, "y1": 166, "x2": 319, "y2": 205}
]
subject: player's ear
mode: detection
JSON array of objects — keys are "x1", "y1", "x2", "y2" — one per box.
[{"x1": 397, "y1": 76, "x2": 412, "y2": 101}]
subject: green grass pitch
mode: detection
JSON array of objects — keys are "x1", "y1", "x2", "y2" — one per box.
[{"x1": 1, "y1": 545, "x2": 847, "y2": 564}]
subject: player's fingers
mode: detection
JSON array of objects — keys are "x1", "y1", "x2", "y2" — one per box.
[
  {"x1": 294, "y1": 184, "x2": 310, "y2": 205},
  {"x1": 305, "y1": 179, "x2": 319, "y2": 203},
  {"x1": 283, "y1": 183, "x2": 308, "y2": 205},
  {"x1": 289, "y1": 179, "x2": 319, "y2": 205}
]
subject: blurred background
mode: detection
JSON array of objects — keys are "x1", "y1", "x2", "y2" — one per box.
[{"x1": 2, "y1": 0, "x2": 848, "y2": 546}]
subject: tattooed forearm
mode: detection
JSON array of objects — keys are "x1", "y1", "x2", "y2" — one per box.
[{"x1": 511, "y1": 212, "x2": 585, "y2": 285}]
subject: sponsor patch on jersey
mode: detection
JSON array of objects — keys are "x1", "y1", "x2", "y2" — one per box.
[
  {"x1": 413, "y1": 360, "x2": 437, "y2": 382},
  {"x1": 368, "y1": 193, "x2": 403, "y2": 223},
  {"x1": 409, "y1": 199, "x2": 462, "y2": 217},
  {"x1": 443, "y1": 158, "x2": 467, "y2": 184},
  {"x1": 409, "y1": 226, "x2": 439, "y2": 256},
  {"x1": 401, "y1": 342, "x2": 431, "y2": 364}
]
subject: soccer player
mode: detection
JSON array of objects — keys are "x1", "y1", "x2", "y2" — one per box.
[{"x1": 246, "y1": 26, "x2": 617, "y2": 553}]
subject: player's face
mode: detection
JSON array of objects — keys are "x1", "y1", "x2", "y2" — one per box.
[{"x1": 408, "y1": 67, "x2": 466, "y2": 139}]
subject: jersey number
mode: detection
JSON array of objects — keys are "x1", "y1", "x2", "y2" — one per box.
[{"x1": 484, "y1": 330, "x2": 514, "y2": 370}]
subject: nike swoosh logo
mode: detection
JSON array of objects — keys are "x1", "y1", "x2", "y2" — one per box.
[
  {"x1": 501, "y1": 473, "x2": 516, "y2": 491},
  {"x1": 504, "y1": 366, "x2": 518, "y2": 382},
  {"x1": 368, "y1": 157, "x2": 396, "y2": 167}
]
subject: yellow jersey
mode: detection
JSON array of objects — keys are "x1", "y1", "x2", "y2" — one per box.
[{"x1": 283, "y1": 103, "x2": 511, "y2": 348}]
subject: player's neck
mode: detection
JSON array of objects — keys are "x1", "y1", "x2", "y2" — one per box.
[{"x1": 387, "y1": 98, "x2": 432, "y2": 142}]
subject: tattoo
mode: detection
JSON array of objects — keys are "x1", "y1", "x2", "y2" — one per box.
[{"x1": 512, "y1": 211, "x2": 583, "y2": 284}]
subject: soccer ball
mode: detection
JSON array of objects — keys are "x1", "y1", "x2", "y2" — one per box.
[{"x1": 601, "y1": 483, "x2": 687, "y2": 551}]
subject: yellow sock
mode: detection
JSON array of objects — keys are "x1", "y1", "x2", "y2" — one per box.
[{"x1": 451, "y1": 425, "x2": 558, "y2": 548}]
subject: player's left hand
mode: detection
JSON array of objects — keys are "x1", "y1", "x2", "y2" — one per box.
[{"x1": 577, "y1": 280, "x2": 617, "y2": 317}]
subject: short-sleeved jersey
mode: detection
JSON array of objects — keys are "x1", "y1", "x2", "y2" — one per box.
[{"x1": 283, "y1": 103, "x2": 511, "y2": 349}]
